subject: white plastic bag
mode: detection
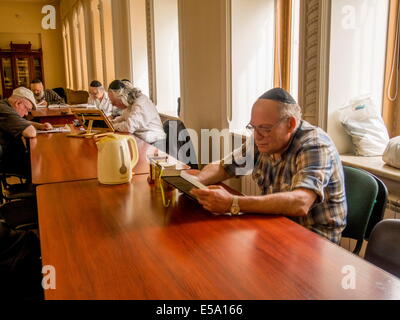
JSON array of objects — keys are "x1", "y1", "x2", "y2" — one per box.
[
  {"x1": 383, "y1": 136, "x2": 400, "y2": 169},
  {"x1": 339, "y1": 97, "x2": 389, "y2": 156}
]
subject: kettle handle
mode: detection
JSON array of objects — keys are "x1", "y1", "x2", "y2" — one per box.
[{"x1": 126, "y1": 136, "x2": 139, "y2": 169}]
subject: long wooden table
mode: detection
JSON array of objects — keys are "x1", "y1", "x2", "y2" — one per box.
[
  {"x1": 37, "y1": 174, "x2": 400, "y2": 300},
  {"x1": 29, "y1": 129, "x2": 188, "y2": 185}
]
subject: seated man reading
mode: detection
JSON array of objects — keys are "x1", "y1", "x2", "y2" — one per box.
[
  {"x1": 0, "y1": 87, "x2": 53, "y2": 179},
  {"x1": 30, "y1": 78, "x2": 65, "y2": 107},
  {"x1": 191, "y1": 88, "x2": 347, "y2": 244},
  {"x1": 88, "y1": 80, "x2": 117, "y2": 117},
  {"x1": 107, "y1": 80, "x2": 166, "y2": 145}
]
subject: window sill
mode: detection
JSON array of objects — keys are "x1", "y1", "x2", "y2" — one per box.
[
  {"x1": 340, "y1": 154, "x2": 400, "y2": 183},
  {"x1": 159, "y1": 110, "x2": 178, "y2": 118}
]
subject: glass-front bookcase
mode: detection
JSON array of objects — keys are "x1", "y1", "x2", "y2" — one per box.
[{"x1": 0, "y1": 42, "x2": 44, "y2": 99}]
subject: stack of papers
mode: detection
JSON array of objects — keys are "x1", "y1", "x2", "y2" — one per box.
[
  {"x1": 48, "y1": 104, "x2": 68, "y2": 109},
  {"x1": 37, "y1": 125, "x2": 71, "y2": 134},
  {"x1": 73, "y1": 104, "x2": 97, "y2": 109}
]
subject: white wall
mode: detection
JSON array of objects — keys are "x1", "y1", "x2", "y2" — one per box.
[{"x1": 327, "y1": 0, "x2": 389, "y2": 154}]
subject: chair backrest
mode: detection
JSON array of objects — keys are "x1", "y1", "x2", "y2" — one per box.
[
  {"x1": 163, "y1": 119, "x2": 198, "y2": 169},
  {"x1": 365, "y1": 219, "x2": 400, "y2": 278},
  {"x1": 66, "y1": 88, "x2": 89, "y2": 105},
  {"x1": 342, "y1": 166, "x2": 379, "y2": 248},
  {"x1": 364, "y1": 173, "x2": 388, "y2": 240},
  {"x1": 52, "y1": 87, "x2": 66, "y2": 103}
]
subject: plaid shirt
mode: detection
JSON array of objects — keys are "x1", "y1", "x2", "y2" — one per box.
[
  {"x1": 37, "y1": 89, "x2": 65, "y2": 105},
  {"x1": 223, "y1": 120, "x2": 347, "y2": 244}
]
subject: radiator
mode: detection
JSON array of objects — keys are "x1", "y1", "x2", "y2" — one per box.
[{"x1": 386, "y1": 196, "x2": 400, "y2": 220}]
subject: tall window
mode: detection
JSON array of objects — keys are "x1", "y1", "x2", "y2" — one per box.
[
  {"x1": 151, "y1": 0, "x2": 180, "y2": 116},
  {"x1": 130, "y1": 0, "x2": 150, "y2": 96},
  {"x1": 99, "y1": 0, "x2": 115, "y2": 87},
  {"x1": 290, "y1": 0, "x2": 300, "y2": 102},
  {"x1": 62, "y1": 22, "x2": 72, "y2": 89},
  {"x1": 72, "y1": 10, "x2": 83, "y2": 90},
  {"x1": 63, "y1": 20, "x2": 74, "y2": 89},
  {"x1": 78, "y1": 4, "x2": 88, "y2": 90},
  {"x1": 90, "y1": 0, "x2": 104, "y2": 84},
  {"x1": 327, "y1": 0, "x2": 389, "y2": 153},
  {"x1": 230, "y1": 0, "x2": 275, "y2": 134}
]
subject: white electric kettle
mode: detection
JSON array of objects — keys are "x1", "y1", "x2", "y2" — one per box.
[{"x1": 96, "y1": 134, "x2": 139, "y2": 184}]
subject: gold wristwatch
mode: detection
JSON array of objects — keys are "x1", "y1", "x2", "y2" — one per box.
[{"x1": 230, "y1": 196, "x2": 240, "y2": 215}]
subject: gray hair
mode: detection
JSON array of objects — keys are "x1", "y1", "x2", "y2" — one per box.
[
  {"x1": 121, "y1": 80, "x2": 134, "y2": 89},
  {"x1": 278, "y1": 102, "x2": 302, "y2": 122},
  {"x1": 109, "y1": 86, "x2": 142, "y2": 107}
]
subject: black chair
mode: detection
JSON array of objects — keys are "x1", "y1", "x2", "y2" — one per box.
[
  {"x1": 342, "y1": 166, "x2": 385, "y2": 255},
  {"x1": 364, "y1": 172, "x2": 388, "y2": 240},
  {"x1": 163, "y1": 119, "x2": 198, "y2": 169},
  {"x1": 0, "y1": 198, "x2": 38, "y2": 230},
  {"x1": 365, "y1": 219, "x2": 400, "y2": 278},
  {"x1": 0, "y1": 145, "x2": 34, "y2": 203},
  {"x1": 52, "y1": 87, "x2": 67, "y2": 103},
  {"x1": 0, "y1": 220, "x2": 43, "y2": 300}
]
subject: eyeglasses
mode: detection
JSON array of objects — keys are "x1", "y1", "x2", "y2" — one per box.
[
  {"x1": 246, "y1": 118, "x2": 288, "y2": 136},
  {"x1": 20, "y1": 100, "x2": 32, "y2": 111}
]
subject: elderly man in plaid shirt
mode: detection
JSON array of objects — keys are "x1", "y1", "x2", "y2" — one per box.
[{"x1": 191, "y1": 88, "x2": 347, "y2": 244}]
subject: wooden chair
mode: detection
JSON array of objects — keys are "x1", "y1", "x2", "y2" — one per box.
[{"x1": 66, "y1": 88, "x2": 89, "y2": 105}]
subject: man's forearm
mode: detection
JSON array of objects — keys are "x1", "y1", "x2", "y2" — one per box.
[
  {"x1": 30, "y1": 121, "x2": 52, "y2": 131},
  {"x1": 30, "y1": 122, "x2": 42, "y2": 129},
  {"x1": 238, "y1": 189, "x2": 316, "y2": 217},
  {"x1": 22, "y1": 125, "x2": 37, "y2": 138},
  {"x1": 196, "y1": 163, "x2": 231, "y2": 186}
]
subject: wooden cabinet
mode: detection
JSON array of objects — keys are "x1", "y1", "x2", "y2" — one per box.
[{"x1": 0, "y1": 42, "x2": 44, "y2": 98}]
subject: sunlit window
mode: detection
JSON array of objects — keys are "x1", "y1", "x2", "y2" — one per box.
[
  {"x1": 290, "y1": 0, "x2": 300, "y2": 102},
  {"x1": 327, "y1": 0, "x2": 389, "y2": 153},
  {"x1": 90, "y1": 0, "x2": 104, "y2": 84},
  {"x1": 129, "y1": 0, "x2": 150, "y2": 96},
  {"x1": 152, "y1": 0, "x2": 180, "y2": 116},
  {"x1": 77, "y1": 3, "x2": 88, "y2": 90},
  {"x1": 62, "y1": 22, "x2": 72, "y2": 89},
  {"x1": 230, "y1": 0, "x2": 275, "y2": 134}
]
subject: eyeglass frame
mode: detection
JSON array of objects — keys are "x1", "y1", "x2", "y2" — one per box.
[{"x1": 246, "y1": 117, "x2": 289, "y2": 136}]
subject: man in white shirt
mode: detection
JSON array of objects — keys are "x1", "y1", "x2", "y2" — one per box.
[
  {"x1": 108, "y1": 80, "x2": 166, "y2": 144},
  {"x1": 88, "y1": 80, "x2": 115, "y2": 117}
]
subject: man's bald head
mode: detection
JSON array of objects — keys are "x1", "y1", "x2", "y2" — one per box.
[
  {"x1": 256, "y1": 88, "x2": 302, "y2": 121},
  {"x1": 258, "y1": 87, "x2": 297, "y2": 104}
]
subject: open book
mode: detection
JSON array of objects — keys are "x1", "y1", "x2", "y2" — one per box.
[{"x1": 161, "y1": 169, "x2": 206, "y2": 200}]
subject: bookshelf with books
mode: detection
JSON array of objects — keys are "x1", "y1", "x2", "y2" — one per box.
[{"x1": 0, "y1": 42, "x2": 44, "y2": 98}]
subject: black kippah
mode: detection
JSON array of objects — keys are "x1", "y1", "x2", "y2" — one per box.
[
  {"x1": 90, "y1": 80, "x2": 103, "y2": 87},
  {"x1": 259, "y1": 88, "x2": 297, "y2": 104},
  {"x1": 108, "y1": 80, "x2": 125, "y2": 90}
]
